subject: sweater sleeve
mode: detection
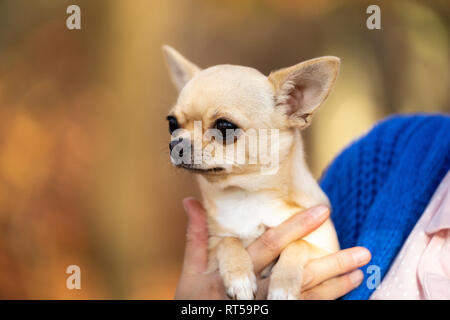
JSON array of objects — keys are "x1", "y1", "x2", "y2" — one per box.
[{"x1": 319, "y1": 114, "x2": 450, "y2": 299}]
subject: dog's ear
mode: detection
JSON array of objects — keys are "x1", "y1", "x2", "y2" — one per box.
[
  {"x1": 162, "y1": 45, "x2": 201, "y2": 92},
  {"x1": 269, "y1": 56, "x2": 340, "y2": 128}
]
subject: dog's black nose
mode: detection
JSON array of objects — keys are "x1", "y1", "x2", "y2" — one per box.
[{"x1": 169, "y1": 137, "x2": 184, "y2": 157}]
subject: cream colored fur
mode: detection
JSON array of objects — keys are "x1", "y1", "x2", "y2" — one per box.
[{"x1": 163, "y1": 45, "x2": 340, "y2": 300}]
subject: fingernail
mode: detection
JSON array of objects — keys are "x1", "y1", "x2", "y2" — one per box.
[
  {"x1": 349, "y1": 270, "x2": 364, "y2": 285},
  {"x1": 308, "y1": 205, "x2": 329, "y2": 219},
  {"x1": 352, "y1": 249, "x2": 370, "y2": 265}
]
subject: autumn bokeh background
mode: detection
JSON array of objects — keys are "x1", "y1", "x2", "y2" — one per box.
[{"x1": 0, "y1": 0, "x2": 448, "y2": 299}]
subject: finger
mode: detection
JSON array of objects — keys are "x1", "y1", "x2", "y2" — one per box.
[
  {"x1": 247, "y1": 205, "x2": 330, "y2": 275},
  {"x1": 302, "y1": 247, "x2": 371, "y2": 290},
  {"x1": 181, "y1": 197, "x2": 209, "y2": 274},
  {"x1": 301, "y1": 269, "x2": 364, "y2": 300}
]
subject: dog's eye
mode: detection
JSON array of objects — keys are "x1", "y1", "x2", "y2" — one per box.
[
  {"x1": 166, "y1": 116, "x2": 178, "y2": 134},
  {"x1": 214, "y1": 118, "x2": 239, "y2": 143}
]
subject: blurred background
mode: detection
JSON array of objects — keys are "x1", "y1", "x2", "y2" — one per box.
[{"x1": 0, "y1": 0, "x2": 448, "y2": 299}]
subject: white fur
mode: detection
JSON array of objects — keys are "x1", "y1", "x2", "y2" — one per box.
[
  {"x1": 207, "y1": 183, "x2": 339, "y2": 252},
  {"x1": 225, "y1": 276, "x2": 257, "y2": 300},
  {"x1": 268, "y1": 288, "x2": 298, "y2": 300},
  {"x1": 213, "y1": 189, "x2": 298, "y2": 243}
]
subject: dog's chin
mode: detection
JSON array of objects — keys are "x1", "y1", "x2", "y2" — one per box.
[{"x1": 176, "y1": 164, "x2": 225, "y2": 174}]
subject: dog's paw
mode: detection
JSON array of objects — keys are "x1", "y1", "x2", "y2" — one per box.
[
  {"x1": 267, "y1": 256, "x2": 303, "y2": 300},
  {"x1": 268, "y1": 271, "x2": 302, "y2": 300},
  {"x1": 267, "y1": 286, "x2": 300, "y2": 300},
  {"x1": 224, "y1": 272, "x2": 257, "y2": 300}
]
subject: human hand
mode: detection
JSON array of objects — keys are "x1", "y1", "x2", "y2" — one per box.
[{"x1": 174, "y1": 198, "x2": 371, "y2": 300}]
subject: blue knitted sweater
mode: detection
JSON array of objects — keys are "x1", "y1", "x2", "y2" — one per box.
[{"x1": 319, "y1": 114, "x2": 450, "y2": 300}]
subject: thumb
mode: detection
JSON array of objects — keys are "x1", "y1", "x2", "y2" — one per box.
[{"x1": 181, "y1": 197, "x2": 209, "y2": 274}]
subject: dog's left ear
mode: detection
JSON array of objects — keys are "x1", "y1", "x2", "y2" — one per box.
[
  {"x1": 162, "y1": 45, "x2": 201, "y2": 93},
  {"x1": 269, "y1": 56, "x2": 340, "y2": 128}
]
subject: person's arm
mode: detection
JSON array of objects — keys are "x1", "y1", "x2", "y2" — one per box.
[{"x1": 175, "y1": 198, "x2": 371, "y2": 300}]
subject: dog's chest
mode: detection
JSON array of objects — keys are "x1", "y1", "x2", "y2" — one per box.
[{"x1": 211, "y1": 191, "x2": 298, "y2": 244}]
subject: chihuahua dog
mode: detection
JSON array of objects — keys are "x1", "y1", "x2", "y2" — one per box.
[{"x1": 163, "y1": 45, "x2": 340, "y2": 300}]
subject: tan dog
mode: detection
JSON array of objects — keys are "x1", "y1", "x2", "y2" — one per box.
[{"x1": 163, "y1": 45, "x2": 340, "y2": 300}]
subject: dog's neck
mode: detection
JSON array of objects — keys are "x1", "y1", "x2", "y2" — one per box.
[{"x1": 197, "y1": 129, "x2": 329, "y2": 210}]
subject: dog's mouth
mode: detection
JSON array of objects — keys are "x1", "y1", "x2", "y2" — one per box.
[{"x1": 177, "y1": 164, "x2": 225, "y2": 174}]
